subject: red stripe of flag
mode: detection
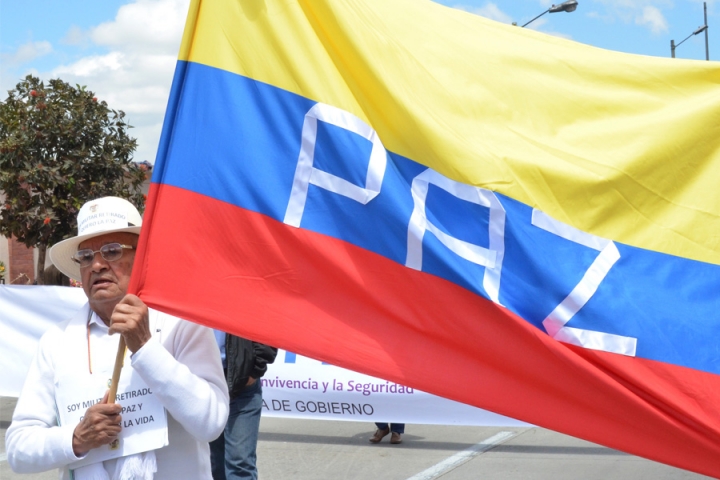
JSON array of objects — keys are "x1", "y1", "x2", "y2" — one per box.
[{"x1": 131, "y1": 183, "x2": 720, "y2": 477}]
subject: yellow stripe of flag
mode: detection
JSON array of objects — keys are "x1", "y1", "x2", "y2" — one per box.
[{"x1": 178, "y1": 0, "x2": 720, "y2": 265}]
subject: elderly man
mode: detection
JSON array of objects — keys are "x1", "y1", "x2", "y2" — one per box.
[{"x1": 6, "y1": 196, "x2": 229, "y2": 480}]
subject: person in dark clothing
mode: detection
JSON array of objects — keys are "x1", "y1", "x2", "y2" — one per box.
[{"x1": 210, "y1": 331, "x2": 277, "y2": 480}]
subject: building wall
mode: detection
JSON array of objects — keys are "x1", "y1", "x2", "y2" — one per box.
[
  {"x1": 8, "y1": 237, "x2": 34, "y2": 284},
  {"x1": 0, "y1": 192, "x2": 5, "y2": 284},
  {"x1": 0, "y1": 237, "x2": 8, "y2": 284}
]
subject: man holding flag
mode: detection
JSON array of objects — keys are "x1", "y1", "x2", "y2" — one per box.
[{"x1": 6, "y1": 196, "x2": 229, "y2": 479}]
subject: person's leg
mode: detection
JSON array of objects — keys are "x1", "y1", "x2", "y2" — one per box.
[
  {"x1": 390, "y1": 423, "x2": 405, "y2": 444},
  {"x1": 224, "y1": 380, "x2": 263, "y2": 480},
  {"x1": 209, "y1": 430, "x2": 227, "y2": 480},
  {"x1": 370, "y1": 422, "x2": 391, "y2": 443}
]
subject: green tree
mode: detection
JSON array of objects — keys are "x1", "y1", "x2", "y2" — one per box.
[{"x1": 0, "y1": 75, "x2": 146, "y2": 285}]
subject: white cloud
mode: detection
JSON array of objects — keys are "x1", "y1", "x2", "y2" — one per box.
[
  {"x1": 594, "y1": 0, "x2": 668, "y2": 7},
  {"x1": 455, "y1": 2, "x2": 513, "y2": 24},
  {"x1": 585, "y1": 11, "x2": 613, "y2": 22},
  {"x1": 46, "y1": 0, "x2": 190, "y2": 164},
  {"x1": 593, "y1": 0, "x2": 672, "y2": 18},
  {"x1": 91, "y1": 0, "x2": 190, "y2": 54},
  {"x1": 635, "y1": 5, "x2": 669, "y2": 34},
  {"x1": 587, "y1": 0, "x2": 675, "y2": 34},
  {"x1": 53, "y1": 52, "x2": 124, "y2": 77},
  {"x1": 2, "y1": 41, "x2": 53, "y2": 66},
  {"x1": 61, "y1": 25, "x2": 87, "y2": 46}
]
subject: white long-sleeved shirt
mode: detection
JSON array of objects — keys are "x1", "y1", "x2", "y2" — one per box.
[{"x1": 5, "y1": 303, "x2": 229, "y2": 479}]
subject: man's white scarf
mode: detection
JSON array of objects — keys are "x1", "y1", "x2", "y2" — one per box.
[{"x1": 73, "y1": 451, "x2": 157, "y2": 480}]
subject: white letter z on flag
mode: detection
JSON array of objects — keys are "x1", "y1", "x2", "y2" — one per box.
[{"x1": 532, "y1": 209, "x2": 637, "y2": 356}]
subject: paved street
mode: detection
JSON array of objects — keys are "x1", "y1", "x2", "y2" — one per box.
[{"x1": 1, "y1": 396, "x2": 711, "y2": 479}]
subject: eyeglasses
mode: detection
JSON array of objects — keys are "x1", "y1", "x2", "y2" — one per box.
[{"x1": 71, "y1": 243, "x2": 136, "y2": 268}]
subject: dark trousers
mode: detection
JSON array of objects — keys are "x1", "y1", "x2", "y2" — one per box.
[
  {"x1": 375, "y1": 422, "x2": 405, "y2": 434},
  {"x1": 210, "y1": 381, "x2": 263, "y2": 480}
]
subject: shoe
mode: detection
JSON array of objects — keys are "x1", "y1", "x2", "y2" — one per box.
[
  {"x1": 390, "y1": 432, "x2": 402, "y2": 444},
  {"x1": 369, "y1": 427, "x2": 390, "y2": 443}
]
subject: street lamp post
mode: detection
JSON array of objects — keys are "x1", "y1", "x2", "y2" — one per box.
[
  {"x1": 671, "y1": 25, "x2": 708, "y2": 58},
  {"x1": 704, "y1": 1, "x2": 710, "y2": 61},
  {"x1": 521, "y1": 1, "x2": 579, "y2": 28},
  {"x1": 670, "y1": 2, "x2": 709, "y2": 60}
]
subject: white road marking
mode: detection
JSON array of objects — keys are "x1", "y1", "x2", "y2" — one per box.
[
  {"x1": 406, "y1": 431, "x2": 517, "y2": 480},
  {"x1": 0, "y1": 452, "x2": 7, "y2": 463}
]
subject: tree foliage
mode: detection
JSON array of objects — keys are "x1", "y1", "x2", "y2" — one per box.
[{"x1": 0, "y1": 75, "x2": 147, "y2": 284}]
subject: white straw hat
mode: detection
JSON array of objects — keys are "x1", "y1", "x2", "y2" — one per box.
[{"x1": 50, "y1": 196, "x2": 142, "y2": 281}]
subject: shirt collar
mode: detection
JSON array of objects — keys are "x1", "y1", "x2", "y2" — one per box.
[{"x1": 88, "y1": 310, "x2": 110, "y2": 332}]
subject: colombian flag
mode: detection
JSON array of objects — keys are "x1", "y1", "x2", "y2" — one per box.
[{"x1": 130, "y1": 0, "x2": 720, "y2": 475}]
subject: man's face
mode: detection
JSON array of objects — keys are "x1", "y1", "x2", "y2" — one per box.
[{"x1": 78, "y1": 232, "x2": 138, "y2": 309}]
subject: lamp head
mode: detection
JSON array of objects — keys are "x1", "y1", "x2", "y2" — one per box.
[
  {"x1": 693, "y1": 25, "x2": 708, "y2": 35},
  {"x1": 549, "y1": 1, "x2": 579, "y2": 13}
]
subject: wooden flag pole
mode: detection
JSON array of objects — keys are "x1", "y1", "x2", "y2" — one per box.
[{"x1": 107, "y1": 337, "x2": 126, "y2": 405}]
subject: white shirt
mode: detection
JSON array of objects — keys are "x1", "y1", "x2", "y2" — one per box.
[{"x1": 5, "y1": 303, "x2": 229, "y2": 480}]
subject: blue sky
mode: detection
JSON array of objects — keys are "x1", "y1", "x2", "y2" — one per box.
[{"x1": 1, "y1": 0, "x2": 716, "y2": 163}]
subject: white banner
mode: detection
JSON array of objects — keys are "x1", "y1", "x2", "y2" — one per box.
[
  {"x1": 0, "y1": 286, "x2": 527, "y2": 426},
  {"x1": 0, "y1": 285, "x2": 86, "y2": 397},
  {"x1": 262, "y1": 351, "x2": 527, "y2": 426}
]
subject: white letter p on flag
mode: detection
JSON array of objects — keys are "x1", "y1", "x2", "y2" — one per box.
[{"x1": 284, "y1": 103, "x2": 387, "y2": 227}]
